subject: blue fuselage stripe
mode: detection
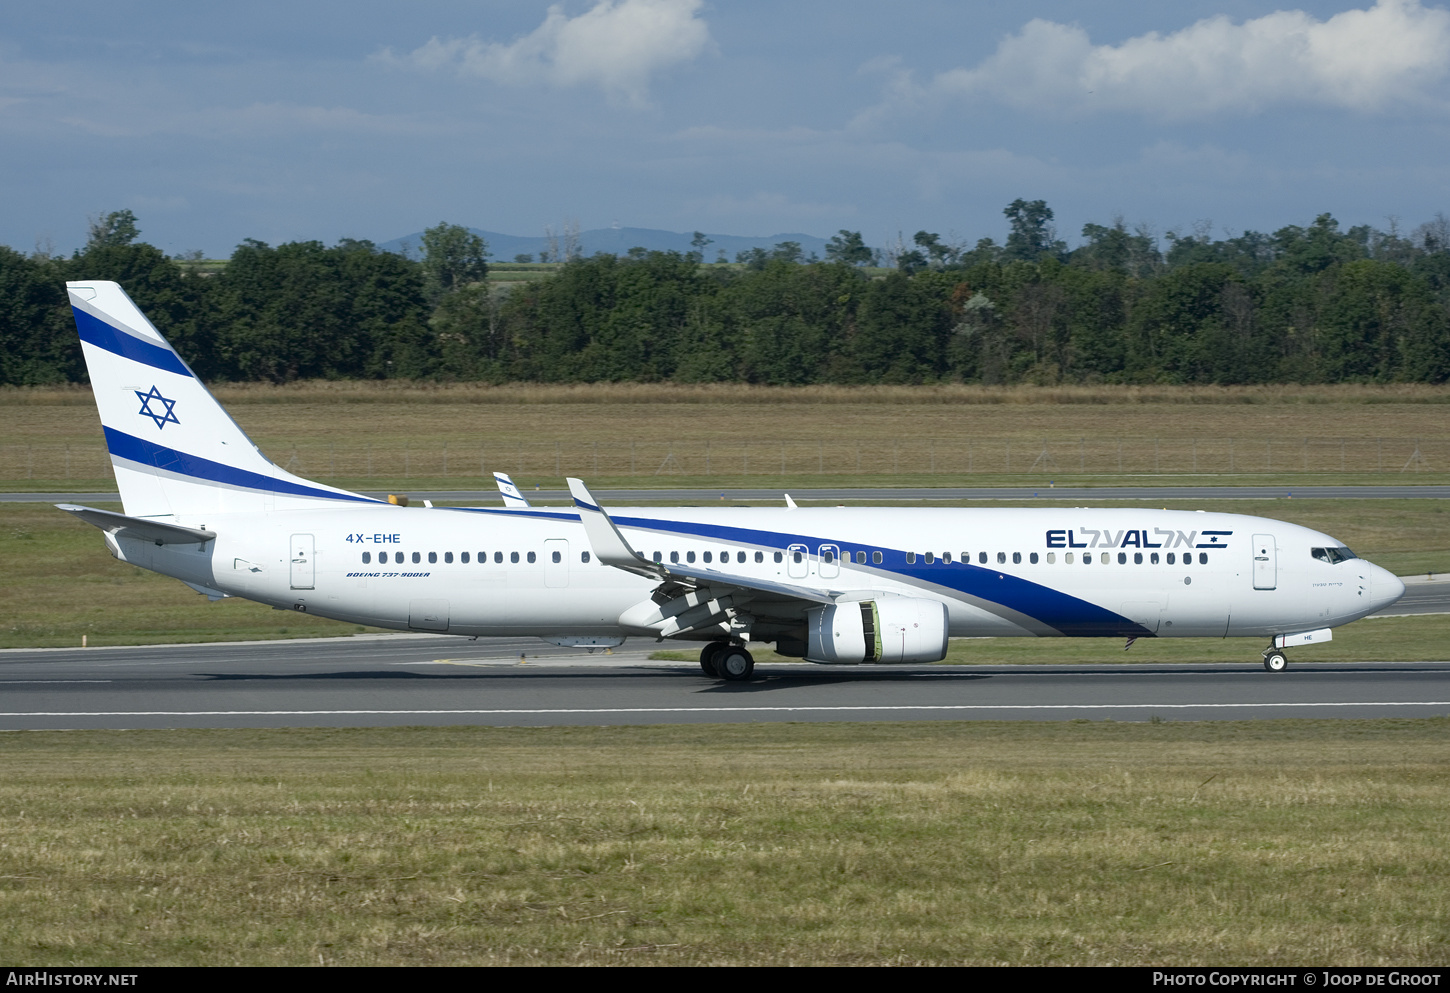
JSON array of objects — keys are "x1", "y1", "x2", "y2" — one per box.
[
  {"x1": 74, "y1": 308, "x2": 192, "y2": 377},
  {"x1": 448, "y1": 506, "x2": 1145, "y2": 635},
  {"x1": 103, "y1": 428, "x2": 378, "y2": 503}
]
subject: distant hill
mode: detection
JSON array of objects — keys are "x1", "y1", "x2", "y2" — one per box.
[{"x1": 379, "y1": 226, "x2": 832, "y2": 262}]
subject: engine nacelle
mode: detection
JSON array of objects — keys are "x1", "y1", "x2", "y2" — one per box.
[{"x1": 805, "y1": 597, "x2": 949, "y2": 664}]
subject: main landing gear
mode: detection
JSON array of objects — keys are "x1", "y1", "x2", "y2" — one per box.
[
  {"x1": 1262, "y1": 646, "x2": 1288, "y2": 672},
  {"x1": 699, "y1": 642, "x2": 755, "y2": 681}
]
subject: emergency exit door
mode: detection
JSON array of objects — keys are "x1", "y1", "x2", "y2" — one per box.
[{"x1": 290, "y1": 533, "x2": 315, "y2": 589}]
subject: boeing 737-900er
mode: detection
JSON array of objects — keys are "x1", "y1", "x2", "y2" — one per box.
[{"x1": 59, "y1": 280, "x2": 1405, "y2": 679}]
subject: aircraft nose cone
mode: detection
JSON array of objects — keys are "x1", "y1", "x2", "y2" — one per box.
[{"x1": 1371, "y1": 566, "x2": 1405, "y2": 611}]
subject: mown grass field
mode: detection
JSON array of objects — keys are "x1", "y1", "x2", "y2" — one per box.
[
  {"x1": 5, "y1": 494, "x2": 1448, "y2": 649},
  {"x1": 0, "y1": 720, "x2": 1446, "y2": 966},
  {"x1": 4, "y1": 382, "x2": 1450, "y2": 491}
]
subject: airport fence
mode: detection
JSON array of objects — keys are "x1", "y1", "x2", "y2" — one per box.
[{"x1": 2, "y1": 436, "x2": 1444, "y2": 482}]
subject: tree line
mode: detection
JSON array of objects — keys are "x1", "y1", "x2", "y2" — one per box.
[{"x1": 4, "y1": 204, "x2": 1450, "y2": 386}]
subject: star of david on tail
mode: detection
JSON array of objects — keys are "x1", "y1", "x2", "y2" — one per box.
[{"x1": 135, "y1": 385, "x2": 179, "y2": 429}]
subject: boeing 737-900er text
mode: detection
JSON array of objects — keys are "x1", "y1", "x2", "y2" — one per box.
[{"x1": 59, "y1": 281, "x2": 1405, "y2": 678}]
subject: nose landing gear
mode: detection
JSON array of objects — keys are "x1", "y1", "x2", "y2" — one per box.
[{"x1": 1262, "y1": 647, "x2": 1288, "y2": 672}]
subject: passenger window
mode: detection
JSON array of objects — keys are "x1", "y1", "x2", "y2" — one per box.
[
  {"x1": 721, "y1": 550, "x2": 729, "y2": 562},
  {"x1": 510, "y1": 552, "x2": 519, "y2": 564},
  {"x1": 1012, "y1": 552, "x2": 1022, "y2": 564},
  {"x1": 792, "y1": 551, "x2": 803, "y2": 564},
  {"x1": 775, "y1": 551, "x2": 784, "y2": 563},
  {"x1": 856, "y1": 551, "x2": 866, "y2": 564},
  {"x1": 962, "y1": 551, "x2": 970, "y2": 563},
  {"x1": 997, "y1": 552, "x2": 1006, "y2": 564},
  {"x1": 738, "y1": 551, "x2": 747, "y2": 564},
  {"x1": 1064, "y1": 552, "x2": 1073, "y2": 564},
  {"x1": 445, "y1": 552, "x2": 454, "y2": 564},
  {"x1": 581, "y1": 551, "x2": 591, "y2": 563},
  {"x1": 1133, "y1": 552, "x2": 1142, "y2": 564},
  {"x1": 495, "y1": 551, "x2": 504, "y2": 564},
  {"x1": 1046, "y1": 552, "x2": 1055, "y2": 564},
  {"x1": 1167, "y1": 552, "x2": 1175, "y2": 565},
  {"x1": 687, "y1": 551, "x2": 696, "y2": 563},
  {"x1": 1100, "y1": 553, "x2": 1110, "y2": 565},
  {"x1": 413, "y1": 552, "x2": 421, "y2": 564},
  {"x1": 978, "y1": 552, "x2": 987, "y2": 564},
  {"x1": 872, "y1": 551, "x2": 882, "y2": 564},
  {"x1": 428, "y1": 551, "x2": 437, "y2": 564},
  {"x1": 553, "y1": 551, "x2": 563, "y2": 564},
  {"x1": 920, "y1": 551, "x2": 929, "y2": 564},
  {"x1": 527, "y1": 551, "x2": 537, "y2": 564},
  {"x1": 671, "y1": 551, "x2": 679, "y2": 563},
  {"x1": 1199, "y1": 552, "x2": 1208, "y2": 565},
  {"x1": 756, "y1": 551, "x2": 765, "y2": 564},
  {"x1": 460, "y1": 552, "x2": 469, "y2": 564},
  {"x1": 703, "y1": 552, "x2": 713, "y2": 564},
  {"x1": 943, "y1": 552, "x2": 952, "y2": 564},
  {"x1": 653, "y1": 551, "x2": 662, "y2": 563},
  {"x1": 1150, "y1": 552, "x2": 1159, "y2": 565},
  {"x1": 1117, "y1": 552, "x2": 1126, "y2": 565},
  {"x1": 1029, "y1": 552, "x2": 1038, "y2": 564},
  {"x1": 906, "y1": 552, "x2": 916, "y2": 564},
  {"x1": 362, "y1": 551, "x2": 371, "y2": 564}
]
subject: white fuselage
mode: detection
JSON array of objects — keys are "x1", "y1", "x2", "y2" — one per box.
[{"x1": 112, "y1": 504, "x2": 1403, "y2": 646}]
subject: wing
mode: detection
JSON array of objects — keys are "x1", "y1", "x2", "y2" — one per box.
[{"x1": 567, "y1": 478, "x2": 837, "y2": 641}]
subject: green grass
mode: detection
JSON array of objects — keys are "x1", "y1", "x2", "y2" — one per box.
[{"x1": 1, "y1": 720, "x2": 1446, "y2": 965}]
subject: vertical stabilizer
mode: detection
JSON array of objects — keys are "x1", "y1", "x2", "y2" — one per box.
[{"x1": 68, "y1": 280, "x2": 376, "y2": 520}]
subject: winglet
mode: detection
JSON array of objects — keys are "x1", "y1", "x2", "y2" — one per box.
[
  {"x1": 494, "y1": 472, "x2": 531, "y2": 508},
  {"x1": 784, "y1": 494, "x2": 797, "y2": 510},
  {"x1": 566, "y1": 478, "x2": 663, "y2": 580}
]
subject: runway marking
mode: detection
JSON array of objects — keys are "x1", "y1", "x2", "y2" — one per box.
[{"x1": 3, "y1": 701, "x2": 1449, "y2": 717}]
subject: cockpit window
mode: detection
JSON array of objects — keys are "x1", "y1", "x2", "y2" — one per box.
[{"x1": 1311, "y1": 546, "x2": 1358, "y2": 564}]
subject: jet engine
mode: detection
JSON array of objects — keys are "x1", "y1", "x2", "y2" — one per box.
[{"x1": 805, "y1": 597, "x2": 949, "y2": 664}]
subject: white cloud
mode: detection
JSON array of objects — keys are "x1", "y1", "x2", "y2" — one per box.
[
  {"x1": 379, "y1": 0, "x2": 711, "y2": 105},
  {"x1": 926, "y1": 0, "x2": 1450, "y2": 117}
]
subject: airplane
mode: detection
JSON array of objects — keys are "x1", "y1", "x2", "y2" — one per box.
[{"x1": 58, "y1": 280, "x2": 1405, "y2": 679}]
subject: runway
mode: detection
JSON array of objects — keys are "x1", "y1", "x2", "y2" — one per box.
[
  {"x1": 2, "y1": 635, "x2": 1447, "y2": 730},
  {"x1": 6, "y1": 484, "x2": 1450, "y2": 504}
]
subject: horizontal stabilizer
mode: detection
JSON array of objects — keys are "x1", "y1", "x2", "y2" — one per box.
[{"x1": 55, "y1": 504, "x2": 216, "y2": 544}]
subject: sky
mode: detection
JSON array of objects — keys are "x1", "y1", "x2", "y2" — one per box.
[{"x1": 3, "y1": 0, "x2": 1449, "y2": 257}]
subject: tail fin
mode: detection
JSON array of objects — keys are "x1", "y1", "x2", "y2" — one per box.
[{"x1": 68, "y1": 280, "x2": 376, "y2": 519}]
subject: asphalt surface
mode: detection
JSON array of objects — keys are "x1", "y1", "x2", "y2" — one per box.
[
  {"x1": 2, "y1": 634, "x2": 1447, "y2": 730},
  {"x1": 6, "y1": 485, "x2": 1450, "y2": 504}
]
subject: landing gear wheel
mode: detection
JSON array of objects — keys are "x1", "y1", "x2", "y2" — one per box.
[
  {"x1": 716, "y1": 646, "x2": 755, "y2": 681},
  {"x1": 699, "y1": 642, "x2": 726, "y2": 678},
  {"x1": 1263, "y1": 650, "x2": 1288, "y2": 672}
]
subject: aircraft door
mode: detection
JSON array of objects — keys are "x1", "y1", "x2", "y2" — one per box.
[
  {"x1": 1252, "y1": 533, "x2": 1277, "y2": 590},
  {"x1": 818, "y1": 544, "x2": 840, "y2": 579},
  {"x1": 787, "y1": 543, "x2": 809, "y2": 579},
  {"x1": 544, "y1": 539, "x2": 569, "y2": 588},
  {"x1": 290, "y1": 533, "x2": 315, "y2": 590}
]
